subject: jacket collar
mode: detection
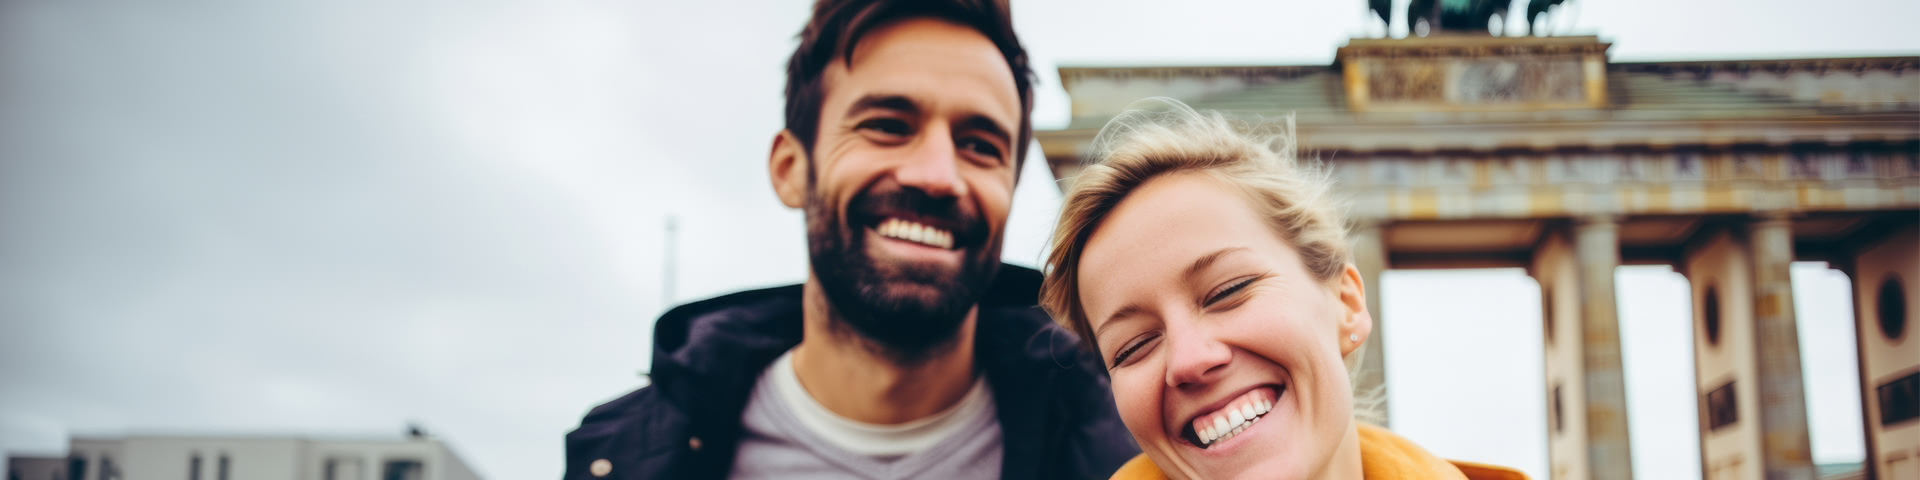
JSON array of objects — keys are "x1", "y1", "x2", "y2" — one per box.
[
  {"x1": 641, "y1": 265, "x2": 1083, "y2": 476},
  {"x1": 1104, "y1": 424, "x2": 1531, "y2": 480}
]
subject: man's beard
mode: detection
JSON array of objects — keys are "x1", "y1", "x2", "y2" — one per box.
[{"x1": 804, "y1": 180, "x2": 1001, "y2": 360}]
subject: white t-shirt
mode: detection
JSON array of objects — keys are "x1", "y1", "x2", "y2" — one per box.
[{"x1": 728, "y1": 350, "x2": 1004, "y2": 479}]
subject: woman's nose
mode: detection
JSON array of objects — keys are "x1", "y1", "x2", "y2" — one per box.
[{"x1": 1164, "y1": 320, "x2": 1232, "y2": 389}]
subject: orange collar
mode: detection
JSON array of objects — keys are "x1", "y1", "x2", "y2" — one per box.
[{"x1": 1107, "y1": 424, "x2": 1529, "y2": 480}]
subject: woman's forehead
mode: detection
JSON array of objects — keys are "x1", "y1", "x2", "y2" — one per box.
[{"x1": 1078, "y1": 175, "x2": 1270, "y2": 305}]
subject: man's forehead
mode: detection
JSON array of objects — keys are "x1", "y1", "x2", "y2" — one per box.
[
  {"x1": 819, "y1": 18, "x2": 1019, "y2": 118},
  {"x1": 847, "y1": 18, "x2": 1005, "y2": 68}
]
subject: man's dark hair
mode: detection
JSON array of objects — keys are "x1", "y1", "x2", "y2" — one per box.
[{"x1": 783, "y1": 0, "x2": 1036, "y2": 168}]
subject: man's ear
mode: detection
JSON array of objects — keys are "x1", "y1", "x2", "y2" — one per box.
[
  {"x1": 769, "y1": 130, "x2": 809, "y2": 209},
  {"x1": 1337, "y1": 263, "x2": 1374, "y2": 356}
]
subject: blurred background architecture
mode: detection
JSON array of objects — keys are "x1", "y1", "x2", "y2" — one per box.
[
  {"x1": 1039, "y1": 7, "x2": 1919, "y2": 480},
  {"x1": 5, "y1": 428, "x2": 480, "y2": 480},
  {"x1": 3, "y1": 1, "x2": 1915, "y2": 479}
]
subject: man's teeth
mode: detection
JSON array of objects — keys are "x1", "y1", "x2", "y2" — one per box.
[
  {"x1": 877, "y1": 218, "x2": 954, "y2": 249},
  {"x1": 1197, "y1": 397, "x2": 1273, "y2": 447}
]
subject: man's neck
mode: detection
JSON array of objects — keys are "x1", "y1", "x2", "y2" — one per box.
[{"x1": 789, "y1": 279, "x2": 980, "y2": 425}]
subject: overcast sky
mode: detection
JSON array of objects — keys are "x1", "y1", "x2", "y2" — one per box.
[{"x1": 2, "y1": 0, "x2": 1914, "y2": 479}]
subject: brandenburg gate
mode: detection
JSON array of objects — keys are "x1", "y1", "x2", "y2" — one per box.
[{"x1": 1038, "y1": 34, "x2": 1919, "y2": 480}]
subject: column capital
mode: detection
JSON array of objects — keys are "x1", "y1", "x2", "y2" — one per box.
[
  {"x1": 1577, "y1": 214, "x2": 1622, "y2": 228},
  {"x1": 1825, "y1": 258, "x2": 1856, "y2": 279},
  {"x1": 1752, "y1": 210, "x2": 1796, "y2": 225}
]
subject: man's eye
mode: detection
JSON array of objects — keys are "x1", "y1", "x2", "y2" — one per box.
[
  {"x1": 958, "y1": 138, "x2": 1003, "y2": 162},
  {"x1": 858, "y1": 118, "x2": 911, "y2": 137}
]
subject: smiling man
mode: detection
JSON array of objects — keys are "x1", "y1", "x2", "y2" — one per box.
[{"x1": 561, "y1": 1, "x2": 1137, "y2": 479}]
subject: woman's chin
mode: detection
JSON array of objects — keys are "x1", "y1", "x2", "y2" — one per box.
[
  {"x1": 1173, "y1": 453, "x2": 1307, "y2": 480},
  {"x1": 1165, "y1": 426, "x2": 1309, "y2": 480},
  {"x1": 1173, "y1": 408, "x2": 1358, "y2": 480}
]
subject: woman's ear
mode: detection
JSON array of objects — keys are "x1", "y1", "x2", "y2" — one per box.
[
  {"x1": 1336, "y1": 263, "x2": 1373, "y2": 356},
  {"x1": 769, "y1": 130, "x2": 810, "y2": 209}
]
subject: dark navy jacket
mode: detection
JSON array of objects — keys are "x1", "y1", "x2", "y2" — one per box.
[{"x1": 563, "y1": 265, "x2": 1139, "y2": 479}]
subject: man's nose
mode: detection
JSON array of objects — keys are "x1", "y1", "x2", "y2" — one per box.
[
  {"x1": 892, "y1": 126, "x2": 965, "y2": 198},
  {"x1": 1165, "y1": 319, "x2": 1232, "y2": 390}
]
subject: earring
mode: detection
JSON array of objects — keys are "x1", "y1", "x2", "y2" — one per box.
[{"x1": 1348, "y1": 333, "x2": 1360, "y2": 343}]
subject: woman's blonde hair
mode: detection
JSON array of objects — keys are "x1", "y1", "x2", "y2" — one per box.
[{"x1": 1038, "y1": 98, "x2": 1383, "y2": 423}]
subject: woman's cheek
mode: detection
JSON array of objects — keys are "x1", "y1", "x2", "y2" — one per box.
[{"x1": 1114, "y1": 369, "x2": 1165, "y2": 442}]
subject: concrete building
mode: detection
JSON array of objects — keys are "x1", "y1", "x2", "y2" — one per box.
[
  {"x1": 7, "y1": 432, "x2": 481, "y2": 480},
  {"x1": 1039, "y1": 33, "x2": 1919, "y2": 480}
]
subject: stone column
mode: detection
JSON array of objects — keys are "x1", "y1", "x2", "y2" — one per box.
[
  {"x1": 1575, "y1": 216, "x2": 1634, "y2": 480},
  {"x1": 1535, "y1": 229, "x2": 1584, "y2": 480},
  {"x1": 1850, "y1": 224, "x2": 1919, "y2": 479},
  {"x1": 1833, "y1": 259, "x2": 1881, "y2": 480},
  {"x1": 1350, "y1": 220, "x2": 1390, "y2": 427},
  {"x1": 1748, "y1": 212, "x2": 1816, "y2": 479}
]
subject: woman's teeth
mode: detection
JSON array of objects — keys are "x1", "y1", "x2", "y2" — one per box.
[
  {"x1": 877, "y1": 218, "x2": 953, "y2": 249},
  {"x1": 1196, "y1": 396, "x2": 1274, "y2": 447}
]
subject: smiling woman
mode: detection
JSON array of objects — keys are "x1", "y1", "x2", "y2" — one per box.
[{"x1": 1038, "y1": 98, "x2": 1528, "y2": 480}]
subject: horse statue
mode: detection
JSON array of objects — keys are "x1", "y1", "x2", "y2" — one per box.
[
  {"x1": 1368, "y1": 0, "x2": 1571, "y2": 37},
  {"x1": 1526, "y1": 0, "x2": 1568, "y2": 36}
]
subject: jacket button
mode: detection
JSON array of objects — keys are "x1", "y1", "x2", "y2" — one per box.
[
  {"x1": 589, "y1": 459, "x2": 611, "y2": 477},
  {"x1": 688, "y1": 436, "x2": 703, "y2": 451}
]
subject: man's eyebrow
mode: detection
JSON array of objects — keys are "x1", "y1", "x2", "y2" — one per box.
[
  {"x1": 955, "y1": 115, "x2": 1012, "y2": 145},
  {"x1": 1184, "y1": 247, "x2": 1249, "y2": 282},
  {"x1": 845, "y1": 94, "x2": 919, "y2": 118}
]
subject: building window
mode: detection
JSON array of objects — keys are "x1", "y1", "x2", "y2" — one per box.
[
  {"x1": 1878, "y1": 370, "x2": 1919, "y2": 427},
  {"x1": 382, "y1": 459, "x2": 424, "y2": 480},
  {"x1": 1702, "y1": 286, "x2": 1722, "y2": 347},
  {"x1": 325, "y1": 457, "x2": 365, "y2": 480},
  {"x1": 1706, "y1": 381, "x2": 1738, "y2": 431},
  {"x1": 218, "y1": 454, "x2": 230, "y2": 480},
  {"x1": 1879, "y1": 275, "x2": 1907, "y2": 341},
  {"x1": 65, "y1": 458, "x2": 84, "y2": 480},
  {"x1": 190, "y1": 453, "x2": 201, "y2": 480},
  {"x1": 99, "y1": 457, "x2": 118, "y2": 480}
]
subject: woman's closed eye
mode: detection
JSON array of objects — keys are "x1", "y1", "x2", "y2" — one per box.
[
  {"x1": 1204, "y1": 275, "x2": 1261, "y2": 307},
  {"x1": 1110, "y1": 332, "x2": 1160, "y2": 369}
]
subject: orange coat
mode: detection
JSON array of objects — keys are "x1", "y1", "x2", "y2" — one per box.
[{"x1": 1107, "y1": 424, "x2": 1528, "y2": 480}]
